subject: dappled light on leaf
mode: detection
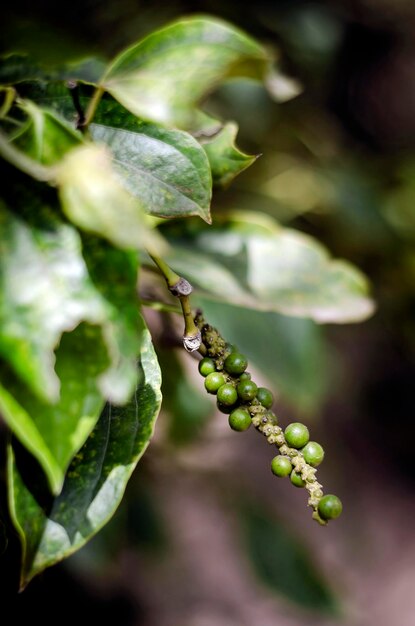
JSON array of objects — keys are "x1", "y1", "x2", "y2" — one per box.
[
  {"x1": 161, "y1": 212, "x2": 375, "y2": 323},
  {"x1": 91, "y1": 119, "x2": 212, "y2": 222},
  {"x1": 56, "y1": 143, "x2": 164, "y2": 251},
  {"x1": 101, "y1": 17, "x2": 269, "y2": 131},
  {"x1": 8, "y1": 324, "x2": 162, "y2": 588}
]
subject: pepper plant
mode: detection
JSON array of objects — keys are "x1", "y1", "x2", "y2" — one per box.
[{"x1": 0, "y1": 16, "x2": 374, "y2": 589}]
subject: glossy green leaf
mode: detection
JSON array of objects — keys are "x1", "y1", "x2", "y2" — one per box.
[
  {"x1": 0, "y1": 197, "x2": 143, "y2": 404},
  {"x1": 8, "y1": 325, "x2": 162, "y2": 588},
  {"x1": 90, "y1": 118, "x2": 212, "y2": 222},
  {"x1": 0, "y1": 100, "x2": 164, "y2": 251},
  {"x1": 161, "y1": 212, "x2": 375, "y2": 323},
  {"x1": 196, "y1": 298, "x2": 329, "y2": 414},
  {"x1": 0, "y1": 203, "x2": 108, "y2": 402},
  {"x1": 0, "y1": 196, "x2": 145, "y2": 489},
  {"x1": 101, "y1": 17, "x2": 269, "y2": 131},
  {"x1": 12, "y1": 93, "x2": 213, "y2": 221},
  {"x1": 56, "y1": 143, "x2": 164, "y2": 251},
  {"x1": 80, "y1": 234, "x2": 144, "y2": 405},
  {"x1": 240, "y1": 504, "x2": 338, "y2": 613},
  {"x1": 0, "y1": 323, "x2": 109, "y2": 494},
  {"x1": 201, "y1": 122, "x2": 258, "y2": 187}
]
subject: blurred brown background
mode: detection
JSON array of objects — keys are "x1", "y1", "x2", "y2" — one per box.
[{"x1": 2, "y1": 1, "x2": 415, "y2": 624}]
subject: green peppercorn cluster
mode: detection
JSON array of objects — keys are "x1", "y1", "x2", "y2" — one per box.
[{"x1": 195, "y1": 313, "x2": 342, "y2": 525}]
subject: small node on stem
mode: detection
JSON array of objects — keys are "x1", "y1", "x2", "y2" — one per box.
[
  {"x1": 183, "y1": 329, "x2": 202, "y2": 352},
  {"x1": 170, "y1": 277, "x2": 193, "y2": 297}
]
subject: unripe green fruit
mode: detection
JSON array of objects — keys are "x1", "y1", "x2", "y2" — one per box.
[
  {"x1": 239, "y1": 372, "x2": 251, "y2": 381},
  {"x1": 318, "y1": 495, "x2": 343, "y2": 520},
  {"x1": 217, "y1": 383, "x2": 238, "y2": 406},
  {"x1": 285, "y1": 422, "x2": 310, "y2": 449},
  {"x1": 229, "y1": 408, "x2": 251, "y2": 432},
  {"x1": 225, "y1": 342, "x2": 238, "y2": 353},
  {"x1": 237, "y1": 379, "x2": 258, "y2": 401},
  {"x1": 301, "y1": 441, "x2": 324, "y2": 467},
  {"x1": 204, "y1": 372, "x2": 226, "y2": 394},
  {"x1": 271, "y1": 455, "x2": 292, "y2": 477},
  {"x1": 256, "y1": 387, "x2": 273, "y2": 409},
  {"x1": 198, "y1": 357, "x2": 216, "y2": 377},
  {"x1": 224, "y1": 352, "x2": 248, "y2": 375},
  {"x1": 290, "y1": 470, "x2": 306, "y2": 488}
]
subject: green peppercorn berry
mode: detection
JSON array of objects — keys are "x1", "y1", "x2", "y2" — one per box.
[
  {"x1": 198, "y1": 357, "x2": 216, "y2": 377},
  {"x1": 256, "y1": 387, "x2": 274, "y2": 409},
  {"x1": 236, "y1": 379, "x2": 258, "y2": 401},
  {"x1": 301, "y1": 441, "x2": 325, "y2": 467},
  {"x1": 239, "y1": 372, "x2": 252, "y2": 381},
  {"x1": 229, "y1": 408, "x2": 251, "y2": 432},
  {"x1": 318, "y1": 495, "x2": 343, "y2": 520},
  {"x1": 271, "y1": 455, "x2": 292, "y2": 477},
  {"x1": 217, "y1": 383, "x2": 238, "y2": 406},
  {"x1": 204, "y1": 372, "x2": 226, "y2": 394},
  {"x1": 225, "y1": 342, "x2": 238, "y2": 353},
  {"x1": 285, "y1": 422, "x2": 310, "y2": 449},
  {"x1": 224, "y1": 352, "x2": 248, "y2": 375},
  {"x1": 290, "y1": 470, "x2": 306, "y2": 488}
]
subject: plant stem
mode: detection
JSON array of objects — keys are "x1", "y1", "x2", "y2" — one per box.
[
  {"x1": 194, "y1": 312, "x2": 327, "y2": 525},
  {"x1": 80, "y1": 86, "x2": 104, "y2": 133},
  {"x1": 179, "y1": 292, "x2": 200, "y2": 343},
  {"x1": 141, "y1": 299, "x2": 183, "y2": 315},
  {"x1": 148, "y1": 252, "x2": 202, "y2": 351},
  {"x1": 149, "y1": 254, "x2": 181, "y2": 288}
]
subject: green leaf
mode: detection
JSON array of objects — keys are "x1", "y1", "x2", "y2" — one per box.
[
  {"x1": 12, "y1": 100, "x2": 83, "y2": 165},
  {"x1": 0, "y1": 54, "x2": 105, "y2": 86},
  {"x1": 0, "y1": 202, "x2": 107, "y2": 402},
  {"x1": 160, "y1": 212, "x2": 375, "y2": 323},
  {"x1": 201, "y1": 122, "x2": 258, "y2": 187},
  {"x1": 0, "y1": 86, "x2": 16, "y2": 118},
  {"x1": 240, "y1": 504, "x2": 338, "y2": 613},
  {"x1": 0, "y1": 100, "x2": 164, "y2": 251},
  {"x1": 101, "y1": 17, "x2": 269, "y2": 131},
  {"x1": 90, "y1": 114, "x2": 212, "y2": 222},
  {"x1": 8, "y1": 325, "x2": 162, "y2": 589},
  {"x1": 10, "y1": 94, "x2": 213, "y2": 222},
  {"x1": 80, "y1": 234, "x2": 144, "y2": 405},
  {"x1": 0, "y1": 194, "x2": 146, "y2": 489},
  {"x1": 0, "y1": 323, "x2": 110, "y2": 494},
  {"x1": 56, "y1": 142, "x2": 164, "y2": 251},
  {"x1": 0, "y1": 196, "x2": 143, "y2": 405},
  {"x1": 196, "y1": 299, "x2": 329, "y2": 415}
]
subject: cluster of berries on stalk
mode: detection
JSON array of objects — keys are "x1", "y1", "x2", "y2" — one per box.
[{"x1": 195, "y1": 315, "x2": 342, "y2": 525}]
